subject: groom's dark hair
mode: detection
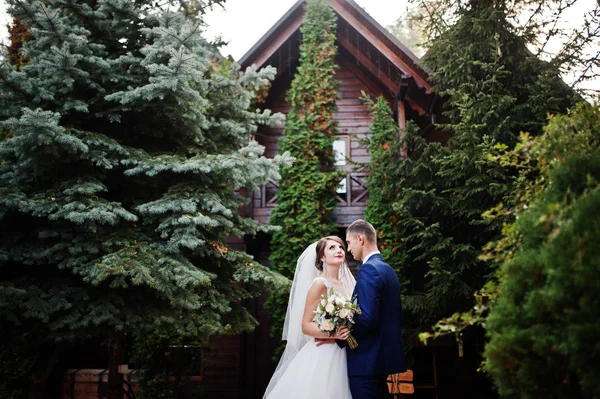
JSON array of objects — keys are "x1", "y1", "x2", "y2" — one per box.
[{"x1": 347, "y1": 219, "x2": 377, "y2": 243}]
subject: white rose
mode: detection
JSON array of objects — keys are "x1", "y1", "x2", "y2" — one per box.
[
  {"x1": 320, "y1": 299, "x2": 327, "y2": 307},
  {"x1": 325, "y1": 303, "x2": 336, "y2": 315},
  {"x1": 335, "y1": 297, "x2": 345, "y2": 306},
  {"x1": 339, "y1": 308, "x2": 349, "y2": 319},
  {"x1": 321, "y1": 320, "x2": 335, "y2": 332}
]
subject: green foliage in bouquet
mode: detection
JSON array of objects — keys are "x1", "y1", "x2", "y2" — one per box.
[{"x1": 313, "y1": 288, "x2": 361, "y2": 349}]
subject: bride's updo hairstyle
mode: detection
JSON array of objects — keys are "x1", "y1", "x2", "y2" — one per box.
[{"x1": 315, "y1": 236, "x2": 346, "y2": 271}]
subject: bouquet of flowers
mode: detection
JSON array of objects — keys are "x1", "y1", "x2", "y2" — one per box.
[{"x1": 313, "y1": 288, "x2": 361, "y2": 349}]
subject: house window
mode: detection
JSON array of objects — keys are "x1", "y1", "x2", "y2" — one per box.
[
  {"x1": 333, "y1": 138, "x2": 348, "y2": 166},
  {"x1": 333, "y1": 137, "x2": 348, "y2": 196},
  {"x1": 337, "y1": 177, "x2": 347, "y2": 195}
]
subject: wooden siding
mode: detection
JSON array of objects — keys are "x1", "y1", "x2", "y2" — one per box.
[
  {"x1": 200, "y1": 335, "x2": 243, "y2": 399},
  {"x1": 252, "y1": 53, "x2": 395, "y2": 227}
]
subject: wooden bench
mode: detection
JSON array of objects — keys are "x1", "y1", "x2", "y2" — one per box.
[{"x1": 387, "y1": 369, "x2": 414, "y2": 397}]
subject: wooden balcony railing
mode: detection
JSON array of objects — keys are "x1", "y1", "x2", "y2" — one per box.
[{"x1": 257, "y1": 172, "x2": 369, "y2": 209}]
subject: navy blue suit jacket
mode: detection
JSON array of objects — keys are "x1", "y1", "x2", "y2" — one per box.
[{"x1": 346, "y1": 254, "x2": 406, "y2": 377}]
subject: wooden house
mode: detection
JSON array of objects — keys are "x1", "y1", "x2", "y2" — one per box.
[
  {"x1": 204, "y1": 1, "x2": 498, "y2": 399},
  {"x1": 241, "y1": 0, "x2": 444, "y2": 229},
  {"x1": 193, "y1": 1, "x2": 493, "y2": 399},
  {"x1": 194, "y1": 1, "x2": 500, "y2": 399}
]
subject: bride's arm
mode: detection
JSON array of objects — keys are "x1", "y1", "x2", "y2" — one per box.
[
  {"x1": 301, "y1": 281, "x2": 329, "y2": 338},
  {"x1": 301, "y1": 281, "x2": 350, "y2": 340}
]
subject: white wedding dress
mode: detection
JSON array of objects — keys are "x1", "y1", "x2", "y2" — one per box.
[{"x1": 265, "y1": 276, "x2": 353, "y2": 399}]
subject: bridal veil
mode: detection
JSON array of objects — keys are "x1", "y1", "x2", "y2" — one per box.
[{"x1": 264, "y1": 241, "x2": 355, "y2": 397}]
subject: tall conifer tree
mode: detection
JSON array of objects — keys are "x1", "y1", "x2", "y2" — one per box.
[
  {"x1": 267, "y1": 0, "x2": 341, "y2": 342},
  {"x1": 393, "y1": 2, "x2": 575, "y2": 326},
  {"x1": 0, "y1": 0, "x2": 289, "y2": 396}
]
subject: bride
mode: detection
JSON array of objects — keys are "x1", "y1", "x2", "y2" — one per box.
[{"x1": 264, "y1": 236, "x2": 355, "y2": 399}]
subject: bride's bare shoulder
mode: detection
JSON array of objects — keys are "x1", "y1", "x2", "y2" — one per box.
[{"x1": 307, "y1": 278, "x2": 327, "y2": 296}]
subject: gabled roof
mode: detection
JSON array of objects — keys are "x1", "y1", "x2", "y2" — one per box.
[
  {"x1": 239, "y1": 0, "x2": 432, "y2": 95},
  {"x1": 239, "y1": 0, "x2": 305, "y2": 68}
]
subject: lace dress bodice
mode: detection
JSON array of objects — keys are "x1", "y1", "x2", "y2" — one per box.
[{"x1": 312, "y1": 276, "x2": 353, "y2": 299}]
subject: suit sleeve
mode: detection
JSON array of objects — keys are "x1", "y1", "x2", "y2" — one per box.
[
  {"x1": 352, "y1": 263, "x2": 382, "y2": 337},
  {"x1": 335, "y1": 339, "x2": 347, "y2": 349}
]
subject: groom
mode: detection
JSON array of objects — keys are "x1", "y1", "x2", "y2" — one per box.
[{"x1": 344, "y1": 219, "x2": 406, "y2": 398}]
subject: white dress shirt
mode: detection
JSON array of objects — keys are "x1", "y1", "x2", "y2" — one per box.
[{"x1": 362, "y1": 250, "x2": 381, "y2": 264}]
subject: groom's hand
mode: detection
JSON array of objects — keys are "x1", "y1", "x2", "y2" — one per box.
[
  {"x1": 333, "y1": 326, "x2": 351, "y2": 340},
  {"x1": 315, "y1": 326, "x2": 351, "y2": 347}
]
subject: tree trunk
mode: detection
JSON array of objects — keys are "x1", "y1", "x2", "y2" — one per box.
[
  {"x1": 107, "y1": 334, "x2": 126, "y2": 399},
  {"x1": 28, "y1": 346, "x2": 62, "y2": 399}
]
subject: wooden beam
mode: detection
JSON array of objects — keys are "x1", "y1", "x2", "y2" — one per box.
[
  {"x1": 327, "y1": 0, "x2": 432, "y2": 93},
  {"x1": 398, "y1": 100, "x2": 408, "y2": 157},
  {"x1": 405, "y1": 79, "x2": 432, "y2": 116},
  {"x1": 337, "y1": 55, "x2": 392, "y2": 100},
  {"x1": 251, "y1": 12, "x2": 304, "y2": 69},
  {"x1": 397, "y1": 101, "x2": 406, "y2": 130},
  {"x1": 398, "y1": 77, "x2": 429, "y2": 116},
  {"x1": 405, "y1": 96, "x2": 427, "y2": 116},
  {"x1": 337, "y1": 34, "x2": 399, "y2": 95}
]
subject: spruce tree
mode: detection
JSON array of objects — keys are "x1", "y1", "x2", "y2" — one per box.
[
  {"x1": 0, "y1": 0, "x2": 289, "y2": 396},
  {"x1": 394, "y1": 2, "x2": 576, "y2": 326},
  {"x1": 267, "y1": 0, "x2": 341, "y2": 343},
  {"x1": 409, "y1": 0, "x2": 599, "y2": 98},
  {"x1": 484, "y1": 102, "x2": 600, "y2": 398}
]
